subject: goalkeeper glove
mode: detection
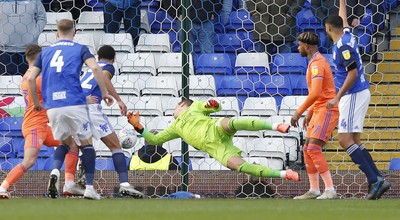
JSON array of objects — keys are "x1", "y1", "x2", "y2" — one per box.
[
  {"x1": 127, "y1": 111, "x2": 144, "y2": 133},
  {"x1": 205, "y1": 99, "x2": 219, "y2": 109}
]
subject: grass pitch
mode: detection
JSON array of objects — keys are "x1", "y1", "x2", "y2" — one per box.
[{"x1": 1, "y1": 198, "x2": 398, "y2": 220}]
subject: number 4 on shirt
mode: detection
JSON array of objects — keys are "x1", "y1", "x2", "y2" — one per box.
[{"x1": 50, "y1": 50, "x2": 64, "y2": 73}]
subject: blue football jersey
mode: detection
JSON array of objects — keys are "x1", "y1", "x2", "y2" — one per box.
[
  {"x1": 80, "y1": 61, "x2": 115, "y2": 104},
  {"x1": 34, "y1": 40, "x2": 94, "y2": 109},
  {"x1": 332, "y1": 28, "x2": 370, "y2": 94}
]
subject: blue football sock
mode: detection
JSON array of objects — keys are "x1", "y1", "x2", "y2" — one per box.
[
  {"x1": 81, "y1": 145, "x2": 96, "y2": 185},
  {"x1": 358, "y1": 144, "x2": 382, "y2": 177},
  {"x1": 53, "y1": 144, "x2": 70, "y2": 170},
  {"x1": 346, "y1": 144, "x2": 378, "y2": 183},
  {"x1": 112, "y1": 150, "x2": 129, "y2": 183}
]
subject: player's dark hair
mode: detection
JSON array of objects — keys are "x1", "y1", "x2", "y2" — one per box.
[
  {"x1": 179, "y1": 99, "x2": 194, "y2": 107},
  {"x1": 57, "y1": 19, "x2": 75, "y2": 35},
  {"x1": 297, "y1": 32, "x2": 319, "y2": 46},
  {"x1": 97, "y1": 45, "x2": 116, "y2": 61},
  {"x1": 325, "y1": 15, "x2": 343, "y2": 29},
  {"x1": 25, "y1": 44, "x2": 42, "y2": 61}
]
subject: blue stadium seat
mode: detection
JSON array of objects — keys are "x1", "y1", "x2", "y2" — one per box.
[
  {"x1": 256, "y1": 75, "x2": 292, "y2": 107},
  {"x1": 0, "y1": 137, "x2": 14, "y2": 158},
  {"x1": 296, "y1": 8, "x2": 324, "y2": 31},
  {"x1": 290, "y1": 75, "x2": 309, "y2": 95},
  {"x1": 217, "y1": 75, "x2": 256, "y2": 108},
  {"x1": 270, "y1": 53, "x2": 308, "y2": 75},
  {"x1": 152, "y1": 10, "x2": 178, "y2": 31},
  {"x1": 17, "y1": 145, "x2": 55, "y2": 158},
  {"x1": 36, "y1": 158, "x2": 49, "y2": 170},
  {"x1": 0, "y1": 158, "x2": 38, "y2": 170},
  {"x1": 0, "y1": 158, "x2": 22, "y2": 170},
  {"x1": 85, "y1": 0, "x2": 104, "y2": 11},
  {"x1": 386, "y1": 0, "x2": 398, "y2": 10},
  {"x1": 95, "y1": 157, "x2": 115, "y2": 171},
  {"x1": 0, "y1": 117, "x2": 23, "y2": 137},
  {"x1": 173, "y1": 156, "x2": 192, "y2": 170},
  {"x1": 42, "y1": 158, "x2": 66, "y2": 171},
  {"x1": 140, "y1": 0, "x2": 160, "y2": 13},
  {"x1": 389, "y1": 158, "x2": 400, "y2": 170},
  {"x1": 195, "y1": 53, "x2": 233, "y2": 75},
  {"x1": 357, "y1": 29, "x2": 373, "y2": 54},
  {"x1": 225, "y1": 10, "x2": 254, "y2": 32}
]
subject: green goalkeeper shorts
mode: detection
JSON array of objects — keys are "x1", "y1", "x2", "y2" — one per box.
[{"x1": 203, "y1": 118, "x2": 242, "y2": 167}]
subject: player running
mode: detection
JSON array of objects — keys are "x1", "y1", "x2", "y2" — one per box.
[
  {"x1": 291, "y1": 33, "x2": 338, "y2": 200},
  {"x1": 325, "y1": 0, "x2": 390, "y2": 199},
  {"x1": 62, "y1": 45, "x2": 144, "y2": 198},
  {"x1": 127, "y1": 99, "x2": 300, "y2": 181},
  {"x1": 28, "y1": 19, "x2": 113, "y2": 200},
  {"x1": 0, "y1": 45, "x2": 62, "y2": 199}
]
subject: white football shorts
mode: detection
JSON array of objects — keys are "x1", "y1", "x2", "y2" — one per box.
[{"x1": 338, "y1": 89, "x2": 370, "y2": 133}]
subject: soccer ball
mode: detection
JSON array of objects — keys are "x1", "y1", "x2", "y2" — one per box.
[{"x1": 118, "y1": 128, "x2": 138, "y2": 149}]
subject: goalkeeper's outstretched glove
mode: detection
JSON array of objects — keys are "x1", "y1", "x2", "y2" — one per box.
[
  {"x1": 205, "y1": 99, "x2": 219, "y2": 109},
  {"x1": 127, "y1": 111, "x2": 144, "y2": 133}
]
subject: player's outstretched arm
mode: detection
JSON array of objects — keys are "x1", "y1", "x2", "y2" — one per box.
[
  {"x1": 28, "y1": 66, "x2": 43, "y2": 111},
  {"x1": 339, "y1": 0, "x2": 350, "y2": 28},
  {"x1": 127, "y1": 111, "x2": 180, "y2": 145},
  {"x1": 102, "y1": 70, "x2": 127, "y2": 115},
  {"x1": 85, "y1": 57, "x2": 114, "y2": 106}
]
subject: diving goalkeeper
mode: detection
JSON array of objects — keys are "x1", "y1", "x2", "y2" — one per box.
[{"x1": 127, "y1": 99, "x2": 300, "y2": 181}]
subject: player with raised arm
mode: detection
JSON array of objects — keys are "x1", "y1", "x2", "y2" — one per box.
[
  {"x1": 0, "y1": 45, "x2": 62, "y2": 199},
  {"x1": 324, "y1": 0, "x2": 390, "y2": 199},
  {"x1": 291, "y1": 33, "x2": 338, "y2": 200},
  {"x1": 62, "y1": 45, "x2": 144, "y2": 198},
  {"x1": 28, "y1": 19, "x2": 113, "y2": 200},
  {"x1": 127, "y1": 99, "x2": 300, "y2": 181}
]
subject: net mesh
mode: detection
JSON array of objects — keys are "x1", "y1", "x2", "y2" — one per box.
[{"x1": 0, "y1": 0, "x2": 400, "y2": 199}]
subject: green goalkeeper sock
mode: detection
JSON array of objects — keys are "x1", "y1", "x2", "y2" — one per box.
[
  {"x1": 238, "y1": 162, "x2": 282, "y2": 178},
  {"x1": 228, "y1": 118, "x2": 274, "y2": 131}
]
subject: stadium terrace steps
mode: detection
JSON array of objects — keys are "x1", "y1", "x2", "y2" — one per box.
[
  {"x1": 382, "y1": 51, "x2": 400, "y2": 60},
  {"x1": 326, "y1": 141, "x2": 400, "y2": 151},
  {"x1": 332, "y1": 129, "x2": 400, "y2": 140},
  {"x1": 377, "y1": 62, "x2": 400, "y2": 73},
  {"x1": 325, "y1": 152, "x2": 400, "y2": 162},
  {"x1": 328, "y1": 162, "x2": 390, "y2": 171},
  {"x1": 363, "y1": 118, "x2": 400, "y2": 128},
  {"x1": 368, "y1": 73, "x2": 400, "y2": 83},
  {"x1": 390, "y1": 39, "x2": 400, "y2": 50},
  {"x1": 369, "y1": 84, "x2": 400, "y2": 96},
  {"x1": 369, "y1": 95, "x2": 400, "y2": 105},
  {"x1": 366, "y1": 106, "x2": 400, "y2": 118},
  {"x1": 392, "y1": 28, "x2": 400, "y2": 36}
]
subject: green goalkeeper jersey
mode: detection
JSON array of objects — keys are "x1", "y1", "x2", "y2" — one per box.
[{"x1": 141, "y1": 101, "x2": 222, "y2": 151}]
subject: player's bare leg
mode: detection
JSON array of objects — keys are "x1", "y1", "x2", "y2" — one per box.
[
  {"x1": 63, "y1": 145, "x2": 85, "y2": 197},
  {"x1": 0, "y1": 148, "x2": 40, "y2": 199},
  {"x1": 227, "y1": 156, "x2": 299, "y2": 181},
  {"x1": 220, "y1": 118, "x2": 290, "y2": 134},
  {"x1": 101, "y1": 132, "x2": 144, "y2": 198}
]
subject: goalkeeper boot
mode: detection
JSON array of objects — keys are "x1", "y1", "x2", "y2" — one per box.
[
  {"x1": 47, "y1": 173, "x2": 60, "y2": 199},
  {"x1": 63, "y1": 183, "x2": 85, "y2": 196},
  {"x1": 317, "y1": 190, "x2": 337, "y2": 200},
  {"x1": 277, "y1": 124, "x2": 290, "y2": 133},
  {"x1": 0, "y1": 190, "x2": 10, "y2": 199},
  {"x1": 84, "y1": 187, "x2": 101, "y2": 200},
  {"x1": 285, "y1": 169, "x2": 300, "y2": 181},
  {"x1": 366, "y1": 176, "x2": 384, "y2": 200},
  {"x1": 119, "y1": 184, "x2": 144, "y2": 198},
  {"x1": 294, "y1": 190, "x2": 320, "y2": 200},
  {"x1": 376, "y1": 180, "x2": 391, "y2": 199}
]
